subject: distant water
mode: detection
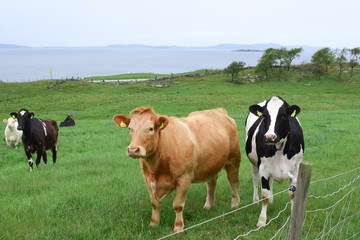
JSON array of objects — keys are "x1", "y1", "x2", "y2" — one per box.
[{"x1": 0, "y1": 48, "x2": 315, "y2": 82}]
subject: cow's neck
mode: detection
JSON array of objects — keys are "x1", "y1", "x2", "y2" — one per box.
[{"x1": 142, "y1": 132, "x2": 170, "y2": 172}]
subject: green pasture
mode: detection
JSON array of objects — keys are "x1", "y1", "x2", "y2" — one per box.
[{"x1": 1, "y1": 70, "x2": 360, "y2": 239}]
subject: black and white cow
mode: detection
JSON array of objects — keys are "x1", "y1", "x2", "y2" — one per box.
[
  {"x1": 245, "y1": 96, "x2": 304, "y2": 227},
  {"x1": 10, "y1": 109, "x2": 59, "y2": 172}
]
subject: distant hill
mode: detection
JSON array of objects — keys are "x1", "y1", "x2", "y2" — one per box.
[
  {"x1": 0, "y1": 43, "x2": 30, "y2": 48},
  {"x1": 0, "y1": 43, "x2": 322, "y2": 51}
]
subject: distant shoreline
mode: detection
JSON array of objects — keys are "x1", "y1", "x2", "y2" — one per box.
[{"x1": 232, "y1": 49, "x2": 264, "y2": 52}]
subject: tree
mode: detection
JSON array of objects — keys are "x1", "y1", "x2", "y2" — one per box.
[
  {"x1": 349, "y1": 47, "x2": 360, "y2": 77},
  {"x1": 284, "y1": 48, "x2": 303, "y2": 72},
  {"x1": 224, "y1": 61, "x2": 245, "y2": 82},
  {"x1": 311, "y1": 48, "x2": 335, "y2": 80},
  {"x1": 335, "y1": 48, "x2": 348, "y2": 81},
  {"x1": 274, "y1": 47, "x2": 287, "y2": 80},
  {"x1": 255, "y1": 48, "x2": 277, "y2": 80}
]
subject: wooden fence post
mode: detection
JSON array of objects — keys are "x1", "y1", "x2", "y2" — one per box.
[{"x1": 288, "y1": 161, "x2": 313, "y2": 240}]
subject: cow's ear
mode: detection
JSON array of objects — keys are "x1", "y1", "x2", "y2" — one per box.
[
  {"x1": 3, "y1": 119, "x2": 7, "y2": 124},
  {"x1": 30, "y1": 113, "x2": 34, "y2": 118},
  {"x1": 10, "y1": 112, "x2": 17, "y2": 118},
  {"x1": 113, "y1": 114, "x2": 130, "y2": 128},
  {"x1": 249, "y1": 104, "x2": 264, "y2": 117},
  {"x1": 156, "y1": 116, "x2": 169, "y2": 131},
  {"x1": 289, "y1": 105, "x2": 300, "y2": 117}
]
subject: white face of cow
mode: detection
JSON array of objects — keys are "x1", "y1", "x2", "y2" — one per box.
[
  {"x1": 264, "y1": 97, "x2": 286, "y2": 143},
  {"x1": 4, "y1": 117, "x2": 17, "y2": 130},
  {"x1": 249, "y1": 96, "x2": 300, "y2": 145},
  {"x1": 113, "y1": 107, "x2": 169, "y2": 159}
]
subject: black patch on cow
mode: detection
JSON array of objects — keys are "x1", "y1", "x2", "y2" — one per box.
[
  {"x1": 289, "y1": 185, "x2": 296, "y2": 192},
  {"x1": 245, "y1": 115, "x2": 263, "y2": 156},
  {"x1": 261, "y1": 177, "x2": 270, "y2": 190}
]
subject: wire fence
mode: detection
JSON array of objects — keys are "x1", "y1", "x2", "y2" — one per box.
[{"x1": 157, "y1": 166, "x2": 360, "y2": 240}]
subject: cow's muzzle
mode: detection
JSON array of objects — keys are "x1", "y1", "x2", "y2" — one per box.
[
  {"x1": 127, "y1": 146, "x2": 145, "y2": 158},
  {"x1": 264, "y1": 133, "x2": 277, "y2": 144}
]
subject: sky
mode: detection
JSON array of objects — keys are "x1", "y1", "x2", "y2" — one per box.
[{"x1": 1, "y1": 0, "x2": 359, "y2": 48}]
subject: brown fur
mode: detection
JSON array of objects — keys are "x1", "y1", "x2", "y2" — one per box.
[{"x1": 113, "y1": 107, "x2": 241, "y2": 232}]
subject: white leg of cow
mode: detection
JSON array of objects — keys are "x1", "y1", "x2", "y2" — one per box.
[
  {"x1": 288, "y1": 172, "x2": 297, "y2": 200},
  {"x1": 28, "y1": 157, "x2": 34, "y2": 172},
  {"x1": 257, "y1": 175, "x2": 272, "y2": 227},
  {"x1": 6, "y1": 138, "x2": 10, "y2": 147},
  {"x1": 257, "y1": 196, "x2": 269, "y2": 227},
  {"x1": 204, "y1": 175, "x2": 217, "y2": 210},
  {"x1": 251, "y1": 164, "x2": 260, "y2": 203},
  {"x1": 173, "y1": 176, "x2": 192, "y2": 233}
]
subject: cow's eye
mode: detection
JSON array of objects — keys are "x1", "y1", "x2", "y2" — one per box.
[
  {"x1": 281, "y1": 114, "x2": 287, "y2": 120},
  {"x1": 149, "y1": 128, "x2": 154, "y2": 132}
]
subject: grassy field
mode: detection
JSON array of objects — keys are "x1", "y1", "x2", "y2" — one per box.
[{"x1": 1, "y1": 69, "x2": 360, "y2": 239}]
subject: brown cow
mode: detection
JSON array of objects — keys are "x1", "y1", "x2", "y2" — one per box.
[{"x1": 113, "y1": 107, "x2": 241, "y2": 232}]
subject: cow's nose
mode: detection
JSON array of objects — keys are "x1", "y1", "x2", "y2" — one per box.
[
  {"x1": 265, "y1": 133, "x2": 277, "y2": 142},
  {"x1": 17, "y1": 126, "x2": 23, "y2": 131},
  {"x1": 127, "y1": 146, "x2": 140, "y2": 155}
]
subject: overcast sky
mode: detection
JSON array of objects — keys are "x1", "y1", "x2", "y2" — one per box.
[{"x1": 1, "y1": 0, "x2": 359, "y2": 48}]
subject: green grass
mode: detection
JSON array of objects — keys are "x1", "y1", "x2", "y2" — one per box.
[
  {"x1": 0, "y1": 69, "x2": 360, "y2": 239},
  {"x1": 84, "y1": 69, "x2": 217, "y2": 81}
]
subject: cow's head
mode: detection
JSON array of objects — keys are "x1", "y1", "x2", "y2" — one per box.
[
  {"x1": 113, "y1": 107, "x2": 169, "y2": 158},
  {"x1": 249, "y1": 96, "x2": 300, "y2": 145},
  {"x1": 10, "y1": 109, "x2": 34, "y2": 131},
  {"x1": 3, "y1": 117, "x2": 17, "y2": 130}
]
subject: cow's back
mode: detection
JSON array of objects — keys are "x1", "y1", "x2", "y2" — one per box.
[
  {"x1": 43, "y1": 119, "x2": 58, "y2": 149},
  {"x1": 181, "y1": 108, "x2": 240, "y2": 181}
]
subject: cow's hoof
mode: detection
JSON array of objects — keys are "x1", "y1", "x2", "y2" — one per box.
[
  {"x1": 203, "y1": 203, "x2": 213, "y2": 210},
  {"x1": 149, "y1": 221, "x2": 159, "y2": 227},
  {"x1": 173, "y1": 226, "x2": 184, "y2": 233},
  {"x1": 256, "y1": 220, "x2": 266, "y2": 228},
  {"x1": 231, "y1": 201, "x2": 240, "y2": 209}
]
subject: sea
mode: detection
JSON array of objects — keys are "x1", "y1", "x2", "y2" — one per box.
[{"x1": 0, "y1": 48, "x2": 315, "y2": 82}]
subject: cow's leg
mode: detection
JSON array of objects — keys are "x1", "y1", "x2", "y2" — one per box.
[
  {"x1": 288, "y1": 170, "x2": 298, "y2": 200},
  {"x1": 173, "y1": 176, "x2": 192, "y2": 233},
  {"x1": 6, "y1": 138, "x2": 10, "y2": 147},
  {"x1": 251, "y1": 164, "x2": 260, "y2": 203},
  {"x1": 15, "y1": 137, "x2": 20, "y2": 149},
  {"x1": 141, "y1": 174, "x2": 161, "y2": 227},
  {"x1": 51, "y1": 145, "x2": 57, "y2": 165},
  {"x1": 35, "y1": 149, "x2": 43, "y2": 168},
  {"x1": 42, "y1": 151, "x2": 47, "y2": 166},
  {"x1": 257, "y1": 176, "x2": 272, "y2": 227},
  {"x1": 204, "y1": 175, "x2": 218, "y2": 210},
  {"x1": 24, "y1": 148, "x2": 34, "y2": 172},
  {"x1": 225, "y1": 162, "x2": 241, "y2": 208}
]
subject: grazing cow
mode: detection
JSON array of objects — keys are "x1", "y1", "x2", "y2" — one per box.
[
  {"x1": 10, "y1": 109, "x2": 59, "y2": 172},
  {"x1": 113, "y1": 107, "x2": 241, "y2": 232},
  {"x1": 3, "y1": 117, "x2": 23, "y2": 148},
  {"x1": 245, "y1": 96, "x2": 304, "y2": 227}
]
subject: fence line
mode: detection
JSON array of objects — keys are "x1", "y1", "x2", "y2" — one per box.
[
  {"x1": 308, "y1": 175, "x2": 360, "y2": 199},
  {"x1": 310, "y1": 166, "x2": 360, "y2": 184},
  {"x1": 156, "y1": 166, "x2": 360, "y2": 240},
  {"x1": 234, "y1": 201, "x2": 292, "y2": 239}
]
